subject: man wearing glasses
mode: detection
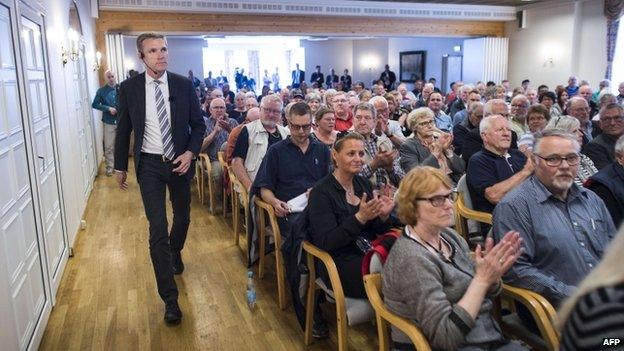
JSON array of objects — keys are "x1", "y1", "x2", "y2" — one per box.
[
  {"x1": 492, "y1": 129, "x2": 616, "y2": 307},
  {"x1": 508, "y1": 95, "x2": 530, "y2": 136},
  {"x1": 231, "y1": 94, "x2": 289, "y2": 191},
  {"x1": 566, "y1": 97, "x2": 600, "y2": 144},
  {"x1": 253, "y1": 102, "x2": 331, "y2": 234},
  {"x1": 583, "y1": 103, "x2": 624, "y2": 170}
]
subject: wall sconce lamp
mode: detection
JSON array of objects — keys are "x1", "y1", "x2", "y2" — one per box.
[
  {"x1": 93, "y1": 51, "x2": 102, "y2": 71},
  {"x1": 543, "y1": 57, "x2": 554, "y2": 67},
  {"x1": 61, "y1": 28, "x2": 81, "y2": 65}
]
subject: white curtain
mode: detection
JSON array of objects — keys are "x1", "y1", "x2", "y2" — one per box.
[
  {"x1": 105, "y1": 33, "x2": 125, "y2": 79},
  {"x1": 224, "y1": 50, "x2": 234, "y2": 84},
  {"x1": 248, "y1": 50, "x2": 259, "y2": 90},
  {"x1": 284, "y1": 50, "x2": 292, "y2": 87}
]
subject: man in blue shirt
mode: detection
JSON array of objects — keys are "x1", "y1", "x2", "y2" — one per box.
[
  {"x1": 492, "y1": 129, "x2": 616, "y2": 306},
  {"x1": 253, "y1": 102, "x2": 331, "y2": 236},
  {"x1": 467, "y1": 115, "x2": 533, "y2": 215},
  {"x1": 428, "y1": 92, "x2": 452, "y2": 132},
  {"x1": 92, "y1": 70, "x2": 118, "y2": 176}
]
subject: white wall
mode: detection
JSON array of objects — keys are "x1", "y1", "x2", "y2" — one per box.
[
  {"x1": 122, "y1": 36, "x2": 206, "y2": 79},
  {"x1": 301, "y1": 39, "x2": 353, "y2": 84},
  {"x1": 45, "y1": 0, "x2": 100, "y2": 247},
  {"x1": 506, "y1": 0, "x2": 606, "y2": 89},
  {"x1": 388, "y1": 37, "x2": 464, "y2": 87},
  {"x1": 352, "y1": 38, "x2": 389, "y2": 86}
]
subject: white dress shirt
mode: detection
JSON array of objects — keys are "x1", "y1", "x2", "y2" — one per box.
[{"x1": 142, "y1": 72, "x2": 172, "y2": 155}]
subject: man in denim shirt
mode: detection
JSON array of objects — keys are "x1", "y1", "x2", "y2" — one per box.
[{"x1": 493, "y1": 129, "x2": 616, "y2": 307}]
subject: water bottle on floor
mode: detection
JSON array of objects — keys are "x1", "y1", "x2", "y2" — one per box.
[{"x1": 246, "y1": 270, "x2": 256, "y2": 311}]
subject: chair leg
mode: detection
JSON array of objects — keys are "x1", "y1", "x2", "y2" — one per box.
[
  {"x1": 222, "y1": 187, "x2": 228, "y2": 218},
  {"x1": 258, "y1": 208, "x2": 266, "y2": 280},
  {"x1": 233, "y1": 191, "x2": 240, "y2": 246},
  {"x1": 207, "y1": 174, "x2": 215, "y2": 214},
  {"x1": 376, "y1": 315, "x2": 389, "y2": 351},
  {"x1": 304, "y1": 252, "x2": 316, "y2": 346},
  {"x1": 336, "y1": 298, "x2": 348, "y2": 351}
]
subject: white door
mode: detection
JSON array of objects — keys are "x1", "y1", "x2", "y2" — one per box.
[
  {"x1": 20, "y1": 12, "x2": 66, "y2": 292},
  {"x1": 0, "y1": 2, "x2": 47, "y2": 350},
  {"x1": 71, "y1": 53, "x2": 96, "y2": 198}
]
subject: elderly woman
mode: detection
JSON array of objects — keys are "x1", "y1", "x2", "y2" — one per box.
[
  {"x1": 545, "y1": 115, "x2": 598, "y2": 186},
  {"x1": 307, "y1": 132, "x2": 395, "y2": 298},
  {"x1": 306, "y1": 92, "x2": 322, "y2": 116},
  {"x1": 400, "y1": 108, "x2": 465, "y2": 183},
  {"x1": 518, "y1": 104, "x2": 551, "y2": 151},
  {"x1": 228, "y1": 92, "x2": 247, "y2": 124},
  {"x1": 585, "y1": 135, "x2": 624, "y2": 227},
  {"x1": 311, "y1": 106, "x2": 337, "y2": 147},
  {"x1": 383, "y1": 166, "x2": 525, "y2": 351}
]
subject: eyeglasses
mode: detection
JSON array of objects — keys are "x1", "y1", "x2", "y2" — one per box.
[
  {"x1": 415, "y1": 191, "x2": 458, "y2": 207},
  {"x1": 418, "y1": 120, "x2": 434, "y2": 126},
  {"x1": 601, "y1": 115, "x2": 624, "y2": 124},
  {"x1": 511, "y1": 104, "x2": 529, "y2": 108},
  {"x1": 290, "y1": 123, "x2": 311, "y2": 131},
  {"x1": 262, "y1": 107, "x2": 282, "y2": 115},
  {"x1": 534, "y1": 153, "x2": 581, "y2": 167}
]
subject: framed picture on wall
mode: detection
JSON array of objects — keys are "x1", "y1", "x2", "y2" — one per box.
[{"x1": 400, "y1": 51, "x2": 426, "y2": 83}]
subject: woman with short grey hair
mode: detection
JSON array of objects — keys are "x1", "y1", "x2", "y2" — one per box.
[{"x1": 545, "y1": 115, "x2": 598, "y2": 186}]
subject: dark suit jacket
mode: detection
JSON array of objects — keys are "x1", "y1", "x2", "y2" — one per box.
[
  {"x1": 310, "y1": 72, "x2": 324, "y2": 85},
  {"x1": 291, "y1": 70, "x2": 305, "y2": 86},
  {"x1": 461, "y1": 127, "x2": 518, "y2": 164},
  {"x1": 114, "y1": 71, "x2": 206, "y2": 180},
  {"x1": 583, "y1": 133, "x2": 618, "y2": 170}
]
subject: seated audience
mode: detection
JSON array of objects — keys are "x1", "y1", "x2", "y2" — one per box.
[
  {"x1": 228, "y1": 92, "x2": 247, "y2": 124},
  {"x1": 201, "y1": 98, "x2": 238, "y2": 196},
  {"x1": 558, "y1": 227, "x2": 624, "y2": 351},
  {"x1": 383, "y1": 166, "x2": 525, "y2": 351},
  {"x1": 467, "y1": 115, "x2": 532, "y2": 215},
  {"x1": 585, "y1": 135, "x2": 624, "y2": 227},
  {"x1": 461, "y1": 99, "x2": 519, "y2": 164},
  {"x1": 428, "y1": 92, "x2": 453, "y2": 132},
  {"x1": 370, "y1": 96, "x2": 405, "y2": 148},
  {"x1": 492, "y1": 129, "x2": 616, "y2": 307},
  {"x1": 226, "y1": 107, "x2": 259, "y2": 163},
  {"x1": 538, "y1": 91, "x2": 561, "y2": 118},
  {"x1": 557, "y1": 89, "x2": 569, "y2": 114},
  {"x1": 307, "y1": 132, "x2": 395, "y2": 298},
  {"x1": 305, "y1": 92, "x2": 321, "y2": 116},
  {"x1": 566, "y1": 97, "x2": 600, "y2": 144},
  {"x1": 508, "y1": 95, "x2": 529, "y2": 136},
  {"x1": 517, "y1": 104, "x2": 550, "y2": 151},
  {"x1": 449, "y1": 84, "x2": 472, "y2": 119},
  {"x1": 352, "y1": 102, "x2": 405, "y2": 188},
  {"x1": 253, "y1": 102, "x2": 331, "y2": 234},
  {"x1": 245, "y1": 96, "x2": 259, "y2": 110},
  {"x1": 544, "y1": 115, "x2": 597, "y2": 186},
  {"x1": 231, "y1": 95, "x2": 289, "y2": 190},
  {"x1": 583, "y1": 103, "x2": 624, "y2": 169},
  {"x1": 332, "y1": 91, "x2": 353, "y2": 132},
  {"x1": 400, "y1": 108, "x2": 465, "y2": 183},
  {"x1": 452, "y1": 89, "x2": 481, "y2": 126},
  {"x1": 311, "y1": 106, "x2": 337, "y2": 147},
  {"x1": 453, "y1": 101, "x2": 484, "y2": 156}
]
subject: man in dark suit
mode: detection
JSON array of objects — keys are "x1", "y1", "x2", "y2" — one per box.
[
  {"x1": 379, "y1": 64, "x2": 396, "y2": 91},
  {"x1": 114, "y1": 33, "x2": 206, "y2": 325},
  {"x1": 340, "y1": 68, "x2": 352, "y2": 91},
  {"x1": 325, "y1": 68, "x2": 339, "y2": 89},
  {"x1": 291, "y1": 63, "x2": 305, "y2": 88},
  {"x1": 310, "y1": 65, "x2": 324, "y2": 87}
]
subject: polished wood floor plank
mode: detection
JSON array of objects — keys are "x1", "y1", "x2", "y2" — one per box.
[{"x1": 39, "y1": 164, "x2": 377, "y2": 350}]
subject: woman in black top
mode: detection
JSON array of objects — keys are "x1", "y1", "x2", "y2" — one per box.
[
  {"x1": 307, "y1": 132, "x2": 395, "y2": 298},
  {"x1": 559, "y1": 227, "x2": 624, "y2": 351}
]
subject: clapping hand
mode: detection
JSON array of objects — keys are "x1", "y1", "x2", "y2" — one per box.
[
  {"x1": 474, "y1": 231, "x2": 523, "y2": 286},
  {"x1": 272, "y1": 199, "x2": 290, "y2": 218}
]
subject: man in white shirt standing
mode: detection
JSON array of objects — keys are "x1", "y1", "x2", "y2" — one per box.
[{"x1": 114, "y1": 32, "x2": 205, "y2": 325}]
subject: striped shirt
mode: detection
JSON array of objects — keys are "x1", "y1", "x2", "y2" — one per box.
[
  {"x1": 560, "y1": 282, "x2": 624, "y2": 351},
  {"x1": 492, "y1": 175, "x2": 616, "y2": 306}
]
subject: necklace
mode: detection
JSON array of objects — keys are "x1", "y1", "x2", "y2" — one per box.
[
  {"x1": 405, "y1": 225, "x2": 448, "y2": 258},
  {"x1": 333, "y1": 172, "x2": 355, "y2": 196}
]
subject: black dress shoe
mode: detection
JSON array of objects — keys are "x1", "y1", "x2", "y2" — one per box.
[
  {"x1": 172, "y1": 251, "x2": 184, "y2": 275},
  {"x1": 164, "y1": 301, "x2": 182, "y2": 325}
]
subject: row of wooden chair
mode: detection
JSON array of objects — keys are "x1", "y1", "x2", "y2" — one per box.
[{"x1": 197, "y1": 162, "x2": 560, "y2": 351}]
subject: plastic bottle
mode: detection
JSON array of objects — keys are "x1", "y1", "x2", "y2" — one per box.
[{"x1": 246, "y1": 270, "x2": 256, "y2": 310}]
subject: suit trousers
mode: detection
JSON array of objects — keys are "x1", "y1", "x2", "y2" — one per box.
[{"x1": 137, "y1": 155, "x2": 192, "y2": 303}]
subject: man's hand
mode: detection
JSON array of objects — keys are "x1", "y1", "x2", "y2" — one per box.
[
  {"x1": 172, "y1": 151, "x2": 194, "y2": 175},
  {"x1": 272, "y1": 199, "x2": 290, "y2": 218},
  {"x1": 108, "y1": 107, "x2": 117, "y2": 115},
  {"x1": 115, "y1": 171, "x2": 128, "y2": 190},
  {"x1": 217, "y1": 119, "x2": 231, "y2": 132}
]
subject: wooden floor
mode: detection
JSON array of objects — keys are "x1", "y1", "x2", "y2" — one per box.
[{"x1": 39, "y1": 165, "x2": 377, "y2": 350}]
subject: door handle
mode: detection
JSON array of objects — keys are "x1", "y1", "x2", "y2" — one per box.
[{"x1": 37, "y1": 155, "x2": 45, "y2": 172}]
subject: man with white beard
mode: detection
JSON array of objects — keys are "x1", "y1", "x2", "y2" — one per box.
[{"x1": 492, "y1": 129, "x2": 616, "y2": 307}]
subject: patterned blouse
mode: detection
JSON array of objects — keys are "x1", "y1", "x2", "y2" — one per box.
[{"x1": 575, "y1": 153, "x2": 598, "y2": 187}]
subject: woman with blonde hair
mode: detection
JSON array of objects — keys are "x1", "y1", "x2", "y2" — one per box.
[
  {"x1": 400, "y1": 108, "x2": 464, "y2": 183},
  {"x1": 383, "y1": 166, "x2": 525, "y2": 350},
  {"x1": 558, "y1": 227, "x2": 624, "y2": 350}
]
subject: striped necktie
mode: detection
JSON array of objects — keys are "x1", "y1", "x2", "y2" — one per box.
[{"x1": 154, "y1": 79, "x2": 175, "y2": 161}]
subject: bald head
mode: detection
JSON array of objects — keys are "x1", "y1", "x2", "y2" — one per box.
[
  {"x1": 246, "y1": 107, "x2": 260, "y2": 123},
  {"x1": 209, "y1": 98, "x2": 226, "y2": 119}
]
